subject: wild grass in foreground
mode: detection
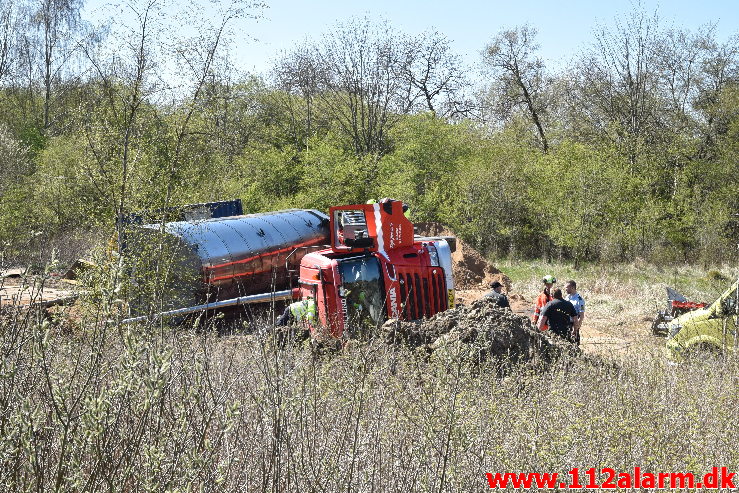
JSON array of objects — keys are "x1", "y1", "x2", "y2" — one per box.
[{"x1": 1, "y1": 304, "x2": 737, "y2": 492}]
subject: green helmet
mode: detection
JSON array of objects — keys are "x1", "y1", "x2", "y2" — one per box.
[{"x1": 542, "y1": 274, "x2": 556, "y2": 284}]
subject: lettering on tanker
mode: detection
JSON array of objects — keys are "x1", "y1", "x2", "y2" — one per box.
[{"x1": 389, "y1": 224, "x2": 402, "y2": 250}]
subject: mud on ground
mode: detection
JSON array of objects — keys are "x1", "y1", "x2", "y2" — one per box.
[
  {"x1": 454, "y1": 288, "x2": 664, "y2": 359},
  {"x1": 381, "y1": 296, "x2": 574, "y2": 367},
  {"x1": 0, "y1": 275, "x2": 75, "y2": 307}
]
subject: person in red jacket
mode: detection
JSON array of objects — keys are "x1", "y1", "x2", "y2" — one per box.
[{"x1": 533, "y1": 274, "x2": 556, "y2": 329}]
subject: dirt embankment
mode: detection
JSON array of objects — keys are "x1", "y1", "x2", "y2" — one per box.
[
  {"x1": 415, "y1": 222, "x2": 510, "y2": 290},
  {"x1": 381, "y1": 296, "x2": 574, "y2": 366}
]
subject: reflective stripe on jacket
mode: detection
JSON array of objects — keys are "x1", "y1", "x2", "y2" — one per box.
[{"x1": 533, "y1": 292, "x2": 552, "y2": 328}]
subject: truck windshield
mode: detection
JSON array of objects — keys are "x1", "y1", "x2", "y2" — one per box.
[{"x1": 338, "y1": 256, "x2": 385, "y2": 329}]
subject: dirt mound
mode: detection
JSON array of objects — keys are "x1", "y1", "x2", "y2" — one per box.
[
  {"x1": 381, "y1": 296, "x2": 573, "y2": 367},
  {"x1": 415, "y1": 222, "x2": 511, "y2": 290}
]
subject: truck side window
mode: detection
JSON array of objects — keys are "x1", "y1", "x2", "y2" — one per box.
[{"x1": 338, "y1": 256, "x2": 384, "y2": 328}]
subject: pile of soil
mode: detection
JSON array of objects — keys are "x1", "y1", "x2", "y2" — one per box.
[
  {"x1": 381, "y1": 296, "x2": 573, "y2": 366},
  {"x1": 415, "y1": 222, "x2": 511, "y2": 290}
]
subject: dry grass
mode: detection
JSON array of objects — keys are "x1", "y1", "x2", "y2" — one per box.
[
  {"x1": 502, "y1": 260, "x2": 739, "y2": 358},
  {"x1": 1, "y1": 262, "x2": 738, "y2": 491}
]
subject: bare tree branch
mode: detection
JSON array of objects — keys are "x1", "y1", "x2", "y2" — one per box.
[{"x1": 483, "y1": 25, "x2": 550, "y2": 152}]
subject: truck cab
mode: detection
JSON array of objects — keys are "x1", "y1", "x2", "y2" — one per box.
[
  {"x1": 297, "y1": 200, "x2": 455, "y2": 338},
  {"x1": 665, "y1": 278, "x2": 739, "y2": 360}
]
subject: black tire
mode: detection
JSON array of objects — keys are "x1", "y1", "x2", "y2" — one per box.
[{"x1": 682, "y1": 342, "x2": 723, "y2": 364}]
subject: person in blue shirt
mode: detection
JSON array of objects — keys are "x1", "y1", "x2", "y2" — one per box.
[{"x1": 565, "y1": 280, "x2": 585, "y2": 345}]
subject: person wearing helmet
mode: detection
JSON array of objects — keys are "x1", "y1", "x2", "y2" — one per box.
[
  {"x1": 538, "y1": 288, "x2": 577, "y2": 340},
  {"x1": 533, "y1": 275, "x2": 556, "y2": 329}
]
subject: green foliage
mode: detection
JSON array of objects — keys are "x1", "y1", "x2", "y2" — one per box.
[
  {"x1": 18, "y1": 123, "x2": 46, "y2": 157},
  {"x1": 379, "y1": 113, "x2": 472, "y2": 222},
  {"x1": 0, "y1": 29, "x2": 738, "y2": 266},
  {"x1": 237, "y1": 147, "x2": 305, "y2": 211},
  {"x1": 444, "y1": 131, "x2": 541, "y2": 256},
  {"x1": 32, "y1": 137, "x2": 108, "y2": 228},
  {"x1": 531, "y1": 143, "x2": 625, "y2": 263},
  {"x1": 297, "y1": 135, "x2": 378, "y2": 210}
]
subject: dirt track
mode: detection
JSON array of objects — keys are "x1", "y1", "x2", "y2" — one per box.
[
  {"x1": 415, "y1": 222, "x2": 662, "y2": 359},
  {"x1": 0, "y1": 276, "x2": 75, "y2": 307}
]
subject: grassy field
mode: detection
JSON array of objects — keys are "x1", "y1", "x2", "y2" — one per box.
[
  {"x1": 498, "y1": 259, "x2": 739, "y2": 359},
  {"x1": 1, "y1": 261, "x2": 738, "y2": 491},
  {"x1": 500, "y1": 259, "x2": 738, "y2": 304}
]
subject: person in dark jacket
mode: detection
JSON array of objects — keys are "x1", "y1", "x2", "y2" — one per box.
[
  {"x1": 484, "y1": 281, "x2": 510, "y2": 308},
  {"x1": 537, "y1": 288, "x2": 577, "y2": 342}
]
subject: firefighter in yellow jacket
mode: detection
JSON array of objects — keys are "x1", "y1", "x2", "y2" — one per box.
[{"x1": 276, "y1": 298, "x2": 317, "y2": 326}]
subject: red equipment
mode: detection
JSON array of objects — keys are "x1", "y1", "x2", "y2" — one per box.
[
  {"x1": 122, "y1": 200, "x2": 456, "y2": 334},
  {"x1": 651, "y1": 287, "x2": 707, "y2": 337},
  {"x1": 669, "y1": 300, "x2": 707, "y2": 311},
  {"x1": 297, "y1": 200, "x2": 455, "y2": 337}
]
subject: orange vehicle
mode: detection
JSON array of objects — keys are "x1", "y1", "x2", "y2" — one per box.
[{"x1": 296, "y1": 201, "x2": 455, "y2": 337}]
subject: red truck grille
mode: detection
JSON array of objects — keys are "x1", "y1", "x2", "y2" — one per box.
[{"x1": 397, "y1": 269, "x2": 447, "y2": 320}]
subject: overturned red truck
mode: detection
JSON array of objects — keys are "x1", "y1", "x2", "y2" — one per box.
[{"x1": 122, "y1": 199, "x2": 455, "y2": 337}]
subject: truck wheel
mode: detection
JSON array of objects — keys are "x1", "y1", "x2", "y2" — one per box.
[{"x1": 683, "y1": 343, "x2": 723, "y2": 364}]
